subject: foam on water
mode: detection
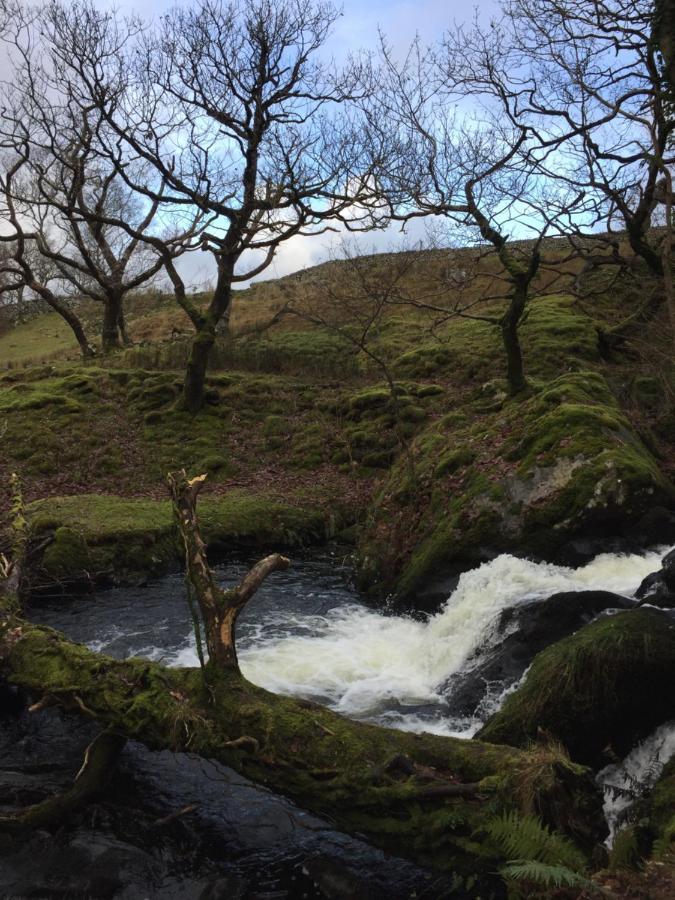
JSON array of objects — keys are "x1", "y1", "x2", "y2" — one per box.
[{"x1": 168, "y1": 547, "x2": 667, "y2": 735}]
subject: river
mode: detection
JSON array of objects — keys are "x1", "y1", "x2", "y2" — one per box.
[{"x1": 4, "y1": 544, "x2": 674, "y2": 898}]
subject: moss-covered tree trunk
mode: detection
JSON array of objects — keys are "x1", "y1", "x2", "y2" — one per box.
[
  {"x1": 500, "y1": 284, "x2": 528, "y2": 396},
  {"x1": 465, "y1": 182, "x2": 539, "y2": 396},
  {"x1": 0, "y1": 473, "x2": 608, "y2": 877},
  {"x1": 181, "y1": 258, "x2": 235, "y2": 413}
]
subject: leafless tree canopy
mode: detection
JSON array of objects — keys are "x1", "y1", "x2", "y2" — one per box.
[
  {"x1": 0, "y1": 0, "x2": 671, "y2": 388},
  {"x1": 18, "y1": 0, "x2": 380, "y2": 406}
]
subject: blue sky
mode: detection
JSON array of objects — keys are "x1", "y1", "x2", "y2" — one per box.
[{"x1": 98, "y1": 1, "x2": 500, "y2": 288}]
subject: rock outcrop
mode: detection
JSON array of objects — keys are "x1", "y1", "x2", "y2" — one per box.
[{"x1": 477, "y1": 609, "x2": 675, "y2": 769}]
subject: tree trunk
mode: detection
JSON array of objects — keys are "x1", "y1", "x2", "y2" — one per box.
[
  {"x1": 0, "y1": 474, "x2": 607, "y2": 873},
  {"x1": 181, "y1": 262, "x2": 234, "y2": 413},
  {"x1": 102, "y1": 294, "x2": 123, "y2": 353},
  {"x1": 627, "y1": 222, "x2": 664, "y2": 278},
  {"x1": 181, "y1": 327, "x2": 216, "y2": 413},
  {"x1": 33, "y1": 288, "x2": 95, "y2": 359},
  {"x1": 500, "y1": 286, "x2": 528, "y2": 396},
  {"x1": 660, "y1": 167, "x2": 675, "y2": 353},
  {"x1": 118, "y1": 302, "x2": 133, "y2": 346}
]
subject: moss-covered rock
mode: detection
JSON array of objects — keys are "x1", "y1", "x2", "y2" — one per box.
[
  {"x1": 647, "y1": 754, "x2": 675, "y2": 855},
  {"x1": 26, "y1": 492, "x2": 330, "y2": 590},
  {"x1": 359, "y1": 369, "x2": 674, "y2": 599},
  {"x1": 477, "y1": 610, "x2": 675, "y2": 770}
]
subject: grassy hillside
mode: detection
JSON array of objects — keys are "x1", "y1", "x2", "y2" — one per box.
[{"x1": 1, "y1": 245, "x2": 674, "y2": 596}]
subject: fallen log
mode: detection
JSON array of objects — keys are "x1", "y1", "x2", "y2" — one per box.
[{"x1": 0, "y1": 472, "x2": 607, "y2": 882}]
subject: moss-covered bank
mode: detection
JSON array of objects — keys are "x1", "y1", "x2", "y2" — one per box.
[
  {"x1": 26, "y1": 492, "x2": 330, "y2": 590},
  {"x1": 359, "y1": 368, "x2": 674, "y2": 599}
]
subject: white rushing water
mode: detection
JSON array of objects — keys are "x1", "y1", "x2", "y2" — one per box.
[
  {"x1": 168, "y1": 547, "x2": 667, "y2": 737},
  {"x1": 599, "y1": 720, "x2": 675, "y2": 843}
]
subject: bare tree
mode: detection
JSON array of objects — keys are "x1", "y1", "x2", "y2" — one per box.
[
  {"x1": 366, "y1": 36, "x2": 588, "y2": 395},
  {"x1": 0, "y1": 161, "x2": 96, "y2": 358},
  {"x1": 500, "y1": 0, "x2": 674, "y2": 289},
  {"x1": 39, "y1": 0, "x2": 381, "y2": 410},
  {"x1": 0, "y1": 7, "x2": 203, "y2": 353}
]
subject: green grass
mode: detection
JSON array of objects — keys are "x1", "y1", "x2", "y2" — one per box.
[
  {"x1": 26, "y1": 491, "x2": 330, "y2": 586},
  {"x1": 0, "y1": 312, "x2": 81, "y2": 366}
]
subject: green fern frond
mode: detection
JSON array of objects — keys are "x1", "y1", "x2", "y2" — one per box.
[
  {"x1": 485, "y1": 811, "x2": 588, "y2": 872},
  {"x1": 501, "y1": 860, "x2": 595, "y2": 890}
]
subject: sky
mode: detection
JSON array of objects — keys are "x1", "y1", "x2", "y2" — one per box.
[{"x1": 90, "y1": 0, "x2": 500, "y2": 289}]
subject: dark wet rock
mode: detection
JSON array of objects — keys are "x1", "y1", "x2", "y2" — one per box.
[
  {"x1": 0, "y1": 706, "x2": 468, "y2": 899},
  {"x1": 555, "y1": 536, "x2": 630, "y2": 568},
  {"x1": 302, "y1": 855, "x2": 381, "y2": 899},
  {"x1": 636, "y1": 548, "x2": 675, "y2": 608},
  {"x1": 629, "y1": 507, "x2": 675, "y2": 549},
  {"x1": 547, "y1": 508, "x2": 675, "y2": 568},
  {"x1": 199, "y1": 875, "x2": 249, "y2": 899},
  {"x1": 447, "y1": 590, "x2": 634, "y2": 716},
  {"x1": 0, "y1": 831, "x2": 163, "y2": 899}
]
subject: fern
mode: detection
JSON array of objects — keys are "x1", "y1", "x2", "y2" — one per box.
[
  {"x1": 485, "y1": 811, "x2": 588, "y2": 873},
  {"x1": 501, "y1": 860, "x2": 596, "y2": 890}
]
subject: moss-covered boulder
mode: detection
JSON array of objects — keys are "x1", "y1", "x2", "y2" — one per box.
[
  {"x1": 359, "y1": 368, "x2": 674, "y2": 599},
  {"x1": 477, "y1": 610, "x2": 675, "y2": 769},
  {"x1": 26, "y1": 492, "x2": 330, "y2": 590},
  {"x1": 646, "y1": 754, "x2": 675, "y2": 855}
]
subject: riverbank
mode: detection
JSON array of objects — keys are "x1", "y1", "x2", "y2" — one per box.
[{"x1": 2, "y1": 287, "x2": 675, "y2": 602}]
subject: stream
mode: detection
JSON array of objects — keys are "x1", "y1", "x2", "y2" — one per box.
[{"x1": 3, "y1": 545, "x2": 675, "y2": 898}]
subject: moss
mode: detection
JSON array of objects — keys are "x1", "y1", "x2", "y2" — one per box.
[
  {"x1": 196, "y1": 454, "x2": 234, "y2": 477},
  {"x1": 436, "y1": 447, "x2": 476, "y2": 477},
  {"x1": 520, "y1": 295, "x2": 599, "y2": 376},
  {"x1": 647, "y1": 755, "x2": 675, "y2": 853},
  {"x1": 477, "y1": 610, "x2": 675, "y2": 769},
  {"x1": 0, "y1": 384, "x2": 84, "y2": 414},
  {"x1": 39, "y1": 527, "x2": 92, "y2": 583},
  {"x1": 358, "y1": 368, "x2": 674, "y2": 599},
  {"x1": 225, "y1": 329, "x2": 359, "y2": 376},
  {"x1": 27, "y1": 492, "x2": 330, "y2": 587}
]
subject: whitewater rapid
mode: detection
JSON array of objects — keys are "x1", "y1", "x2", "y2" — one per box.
[{"x1": 168, "y1": 547, "x2": 667, "y2": 737}]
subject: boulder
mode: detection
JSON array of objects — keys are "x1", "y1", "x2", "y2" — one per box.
[
  {"x1": 477, "y1": 609, "x2": 675, "y2": 769},
  {"x1": 447, "y1": 590, "x2": 634, "y2": 716},
  {"x1": 636, "y1": 548, "x2": 675, "y2": 609},
  {"x1": 358, "y1": 367, "x2": 675, "y2": 602}
]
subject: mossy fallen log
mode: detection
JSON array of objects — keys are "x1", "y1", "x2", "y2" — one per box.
[
  {"x1": 0, "y1": 473, "x2": 608, "y2": 883},
  {"x1": 477, "y1": 610, "x2": 675, "y2": 769},
  {"x1": 0, "y1": 613, "x2": 605, "y2": 876}
]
